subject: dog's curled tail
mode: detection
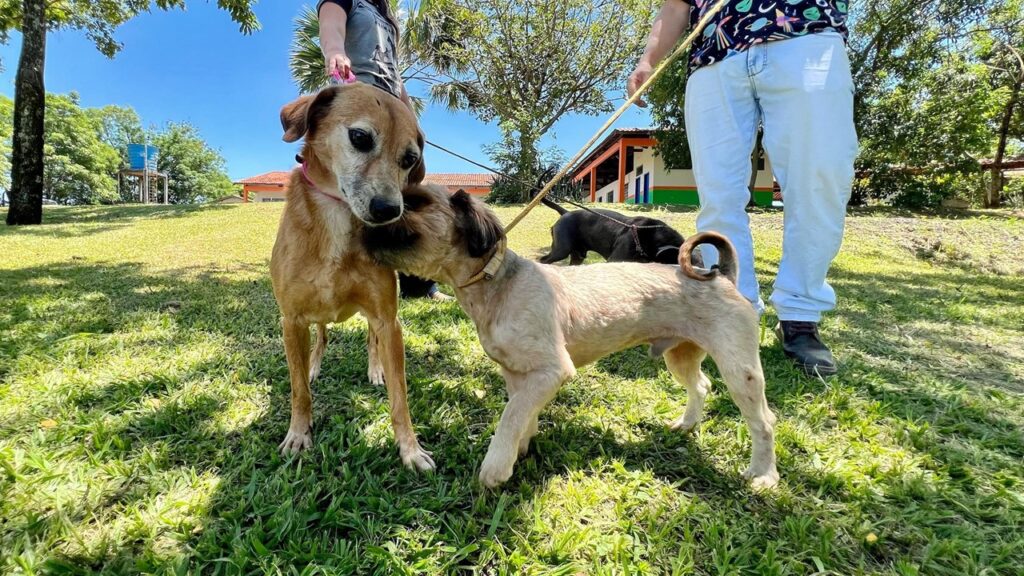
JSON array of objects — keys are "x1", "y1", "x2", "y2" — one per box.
[
  {"x1": 531, "y1": 189, "x2": 568, "y2": 215},
  {"x1": 679, "y1": 231, "x2": 738, "y2": 286}
]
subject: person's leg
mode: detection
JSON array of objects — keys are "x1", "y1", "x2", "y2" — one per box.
[
  {"x1": 754, "y1": 32, "x2": 858, "y2": 375},
  {"x1": 685, "y1": 53, "x2": 764, "y2": 313},
  {"x1": 755, "y1": 32, "x2": 857, "y2": 323}
]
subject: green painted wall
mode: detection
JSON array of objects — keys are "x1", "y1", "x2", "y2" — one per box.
[
  {"x1": 651, "y1": 188, "x2": 700, "y2": 206},
  {"x1": 649, "y1": 188, "x2": 775, "y2": 207},
  {"x1": 752, "y1": 190, "x2": 774, "y2": 207}
]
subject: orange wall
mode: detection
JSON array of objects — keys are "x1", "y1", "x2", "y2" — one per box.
[{"x1": 243, "y1": 184, "x2": 286, "y2": 202}]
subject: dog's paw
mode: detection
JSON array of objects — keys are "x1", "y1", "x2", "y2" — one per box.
[
  {"x1": 668, "y1": 415, "x2": 700, "y2": 433},
  {"x1": 479, "y1": 452, "x2": 515, "y2": 488},
  {"x1": 401, "y1": 445, "x2": 436, "y2": 472},
  {"x1": 278, "y1": 428, "x2": 312, "y2": 455},
  {"x1": 367, "y1": 364, "x2": 385, "y2": 386},
  {"x1": 742, "y1": 466, "x2": 780, "y2": 491}
]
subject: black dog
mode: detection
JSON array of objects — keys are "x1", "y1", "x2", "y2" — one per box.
[{"x1": 538, "y1": 196, "x2": 696, "y2": 266}]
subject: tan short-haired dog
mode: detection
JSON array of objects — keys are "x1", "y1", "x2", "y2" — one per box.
[
  {"x1": 270, "y1": 84, "x2": 433, "y2": 472},
  {"x1": 364, "y1": 185, "x2": 779, "y2": 489}
]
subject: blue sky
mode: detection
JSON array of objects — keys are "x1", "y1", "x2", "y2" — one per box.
[{"x1": 0, "y1": 3, "x2": 654, "y2": 181}]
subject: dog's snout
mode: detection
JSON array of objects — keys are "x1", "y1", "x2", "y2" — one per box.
[{"x1": 368, "y1": 196, "x2": 402, "y2": 223}]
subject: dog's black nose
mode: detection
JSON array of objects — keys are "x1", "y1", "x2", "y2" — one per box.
[{"x1": 369, "y1": 197, "x2": 402, "y2": 222}]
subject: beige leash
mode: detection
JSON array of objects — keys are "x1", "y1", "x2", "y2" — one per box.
[{"x1": 502, "y1": 0, "x2": 729, "y2": 234}]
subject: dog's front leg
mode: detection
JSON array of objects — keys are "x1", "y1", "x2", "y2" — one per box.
[
  {"x1": 480, "y1": 368, "x2": 564, "y2": 488},
  {"x1": 370, "y1": 315, "x2": 436, "y2": 472},
  {"x1": 280, "y1": 317, "x2": 314, "y2": 454},
  {"x1": 366, "y1": 322, "x2": 385, "y2": 386}
]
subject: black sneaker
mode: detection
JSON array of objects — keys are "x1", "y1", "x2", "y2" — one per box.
[{"x1": 775, "y1": 321, "x2": 838, "y2": 377}]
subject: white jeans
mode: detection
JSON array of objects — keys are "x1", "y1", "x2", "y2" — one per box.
[{"x1": 684, "y1": 32, "x2": 857, "y2": 322}]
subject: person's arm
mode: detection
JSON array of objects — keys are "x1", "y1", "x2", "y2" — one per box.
[
  {"x1": 319, "y1": 1, "x2": 352, "y2": 78},
  {"x1": 627, "y1": 0, "x2": 691, "y2": 108}
]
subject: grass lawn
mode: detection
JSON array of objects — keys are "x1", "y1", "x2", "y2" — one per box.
[{"x1": 1, "y1": 202, "x2": 1022, "y2": 575}]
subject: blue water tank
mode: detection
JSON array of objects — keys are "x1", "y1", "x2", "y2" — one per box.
[{"x1": 128, "y1": 144, "x2": 160, "y2": 171}]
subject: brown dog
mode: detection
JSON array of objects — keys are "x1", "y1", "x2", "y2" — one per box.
[
  {"x1": 270, "y1": 84, "x2": 433, "y2": 471},
  {"x1": 364, "y1": 186, "x2": 779, "y2": 489}
]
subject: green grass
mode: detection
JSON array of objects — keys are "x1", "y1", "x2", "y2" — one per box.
[{"x1": 1, "y1": 202, "x2": 1022, "y2": 575}]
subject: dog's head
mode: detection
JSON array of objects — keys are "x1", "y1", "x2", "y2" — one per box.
[
  {"x1": 280, "y1": 84, "x2": 426, "y2": 225},
  {"x1": 363, "y1": 185, "x2": 505, "y2": 283}
]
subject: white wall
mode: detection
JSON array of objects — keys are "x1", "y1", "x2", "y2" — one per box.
[{"x1": 594, "y1": 180, "x2": 618, "y2": 203}]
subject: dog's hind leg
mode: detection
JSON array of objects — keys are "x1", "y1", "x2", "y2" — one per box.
[
  {"x1": 280, "y1": 317, "x2": 314, "y2": 454},
  {"x1": 664, "y1": 342, "x2": 711, "y2": 433},
  {"x1": 366, "y1": 322, "x2": 385, "y2": 386},
  {"x1": 705, "y1": 331, "x2": 779, "y2": 490},
  {"x1": 308, "y1": 323, "x2": 328, "y2": 385},
  {"x1": 538, "y1": 226, "x2": 573, "y2": 264}
]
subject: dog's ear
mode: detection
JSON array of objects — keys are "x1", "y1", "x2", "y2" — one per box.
[
  {"x1": 408, "y1": 131, "x2": 426, "y2": 185},
  {"x1": 451, "y1": 190, "x2": 504, "y2": 257},
  {"x1": 280, "y1": 88, "x2": 340, "y2": 143}
]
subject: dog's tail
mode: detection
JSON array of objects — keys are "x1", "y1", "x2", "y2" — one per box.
[
  {"x1": 531, "y1": 189, "x2": 568, "y2": 215},
  {"x1": 679, "y1": 231, "x2": 738, "y2": 286}
]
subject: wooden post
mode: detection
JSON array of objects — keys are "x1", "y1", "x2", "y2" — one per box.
[
  {"x1": 163, "y1": 174, "x2": 168, "y2": 205},
  {"x1": 617, "y1": 140, "x2": 627, "y2": 203}
]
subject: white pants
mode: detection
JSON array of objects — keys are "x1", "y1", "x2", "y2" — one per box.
[{"x1": 684, "y1": 32, "x2": 858, "y2": 322}]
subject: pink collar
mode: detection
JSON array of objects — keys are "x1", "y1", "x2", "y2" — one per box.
[{"x1": 301, "y1": 162, "x2": 345, "y2": 203}]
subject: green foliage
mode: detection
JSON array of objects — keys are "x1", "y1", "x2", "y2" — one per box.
[
  {"x1": 1, "y1": 204, "x2": 1022, "y2": 573},
  {"x1": 483, "y1": 137, "x2": 580, "y2": 204},
  {"x1": 646, "y1": 0, "x2": 1024, "y2": 207},
  {"x1": 150, "y1": 123, "x2": 236, "y2": 204},
  {"x1": 645, "y1": 56, "x2": 692, "y2": 170},
  {"x1": 419, "y1": 0, "x2": 653, "y2": 183},
  {"x1": 43, "y1": 93, "x2": 121, "y2": 205},
  {"x1": 1003, "y1": 176, "x2": 1024, "y2": 208},
  {"x1": 0, "y1": 95, "x2": 11, "y2": 200},
  {"x1": 90, "y1": 104, "x2": 144, "y2": 169},
  {"x1": 0, "y1": 0, "x2": 259, "y2": 58},
  {"x1": 0, "y1": 94, "x2": 232, "y2": 205}
]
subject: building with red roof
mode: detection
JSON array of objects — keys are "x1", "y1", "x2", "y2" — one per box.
[
  {"x1": 232, "y1": 170, "x2": 495, "y2": 203},
  {"x1": 235, "y1": 171, "x2": 291, "y2": 203},
  {"x1": 422, "y1": 173, "x2": 494, "y2": 196}
]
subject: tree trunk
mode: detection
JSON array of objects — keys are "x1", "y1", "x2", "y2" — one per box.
[
  {"x1": 6, "y1": 0, "x2": 47, "y2": 226},
  {"x1": 987, "y1": 76, "x2": 1021, "y2": 208},
  {"x1": 515, "y1": 129, "x2": 539, "y2": 203}
]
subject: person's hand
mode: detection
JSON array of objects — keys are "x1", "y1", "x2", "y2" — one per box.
[
  {"x1": 326, "y1": 53, "x2": 352, "y2": 80},
  {"x1": 627, "y1": 62, "x2": 653, "y2": 108}
]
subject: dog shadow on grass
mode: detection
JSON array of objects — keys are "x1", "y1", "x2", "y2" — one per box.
[{"x1": 2, "y1": 257, "x2": 1021, "y2": 573}]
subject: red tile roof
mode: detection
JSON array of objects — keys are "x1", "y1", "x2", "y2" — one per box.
[
  {"x1": 235, "y1": 171, "x2": 291, "y2": 186},
  {"x1": 423, "y1": 173, "x2": 494, "y2": 188}
]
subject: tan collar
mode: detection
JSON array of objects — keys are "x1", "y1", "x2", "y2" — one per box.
[{"x1": 457, "y1": 238, "x2": 507, "y2": 289}]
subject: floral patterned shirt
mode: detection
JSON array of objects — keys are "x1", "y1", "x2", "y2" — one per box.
[{"x1": 683, "y1": 0, "x2": 849, "y2": 69}]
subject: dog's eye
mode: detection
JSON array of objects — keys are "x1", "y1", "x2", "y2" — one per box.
[
  {"x1": 400, "y1": 151, "x2": 419, "y2": 170},
  {"x1": 348, "y1": 128, "x2": 374, "y2": 152}
]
